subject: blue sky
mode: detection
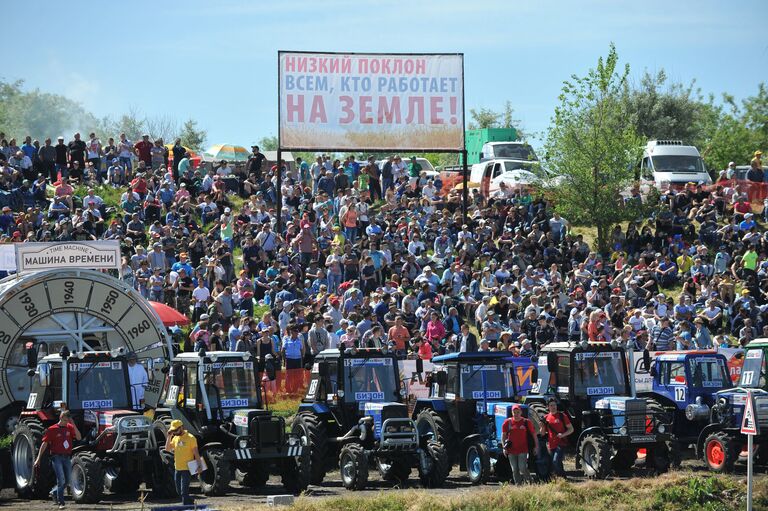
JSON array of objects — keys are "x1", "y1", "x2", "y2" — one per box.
[{"x1": 4, "y1": 0, "x2": 766, "y2": 148}]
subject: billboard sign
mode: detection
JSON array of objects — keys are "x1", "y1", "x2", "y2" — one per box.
[
  {"x1": 15, "y1": 241, "x2": 121, "y2": 273},
  {"x1": 278, "y1": 52, "x2": 464, "y2": 151}
]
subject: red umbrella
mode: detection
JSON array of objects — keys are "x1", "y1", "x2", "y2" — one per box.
[{"x1": 149, "y1": 301, "x2": 191, "y2": 326}]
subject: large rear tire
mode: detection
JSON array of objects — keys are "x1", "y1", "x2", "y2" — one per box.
[
  {"x1": 376, "y1": 458, "x2": 411, "y2": 485},
  {"x1": 104, "y1": 467, "x2": 140, "y2": 494},
  {"x1": 71, "y1": 453, "x2": 105, "y2": 504},
  {"x1": 578, "y1": 433, "x2": 611, "y2": 479},
  {"x1": 11, "y1": 418, "x2": 54, "y2": 499},
  {"x1": 415, "y1": 409, "x2": 456, "y2": 463},
  {"x1": 199, "y1": 446, "x2": 232, "y2": 496},
  {"x1": 339, "y1": 443, "x2": 368, "y2": 491},
  {"x1": 150, "y1": 455, "x2": 178, "y2": 499},
  {"x1": 281, "y1": 443, "x2": 311, "y2": 495},
  {"x1": 235, "y1": 466, "x2": 270, "y2": 488},
  {"x1": 704, "y1": 431, "x2": 738, "y2": 473},
  {"x1": 419, "y1": 439, "x2": 450, "y2": 488},
  {"x1": 292, "y1": 412, "x2": 329, "y2": 485}
]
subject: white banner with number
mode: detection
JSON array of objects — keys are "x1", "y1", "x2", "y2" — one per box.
[
  {"x1": 15, "y1": 241, "x2": 121, "y2": 273},
  {"x1": 279, "y1": 52, "x2": 465, "y2": 151}
]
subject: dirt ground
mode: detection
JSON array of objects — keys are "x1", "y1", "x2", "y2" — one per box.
[{"x1": 1, "y1": 453, "x2": 764, "y2": 510}]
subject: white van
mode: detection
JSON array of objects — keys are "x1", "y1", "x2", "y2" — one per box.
[{"x1": 640, "y1": 140, "x2": 712, "y2": 190}]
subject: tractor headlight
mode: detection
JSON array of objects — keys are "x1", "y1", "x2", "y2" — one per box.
[
  {"x1": 238, "y1": 439, "x2": 248, "y2": 449},
  {"x1": 210, "y1": 354, "x2": 218, "y2": 362},
  {"x1": 242, "y1": 352, "x2": 251, "y2": 361},
  {"x1": 288, "y1": 436, "x2": 297, "y2": 446},
  {"x1": 657, "y1": 424, "x2": 666, "y2": 434},
  {"x1": 77, "y1": 351, "x2": 85, "y2": 360},
  {"x1": 399, "y1": 388, "x2": 407, "y2": 398},
  {"x1": 619, "y1": 426, "x2": 627, "y2": 435},
  {"x1": 337, "y1": 390, "x2": 345, "y2": 398}
]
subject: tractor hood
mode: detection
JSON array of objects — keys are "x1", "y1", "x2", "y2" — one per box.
[{"x1": 363, "y1": 402, "x2": 408, "y2": 438}]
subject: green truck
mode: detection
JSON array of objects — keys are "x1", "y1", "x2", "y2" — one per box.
[{"x1": 464, "y1": 128, "x2": 526, "y2": 165}]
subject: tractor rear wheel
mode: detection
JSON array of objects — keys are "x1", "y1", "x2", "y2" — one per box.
[
  {"x1": 419, "y1": 439, "x2": 450, "y2": 488},
  {"x1": 11, "y1": 418, "x2": 54, "y2": 499},
  {"x1": 71, "y1": 453, "x2": 105, "y2": 504},
  {"x1": 578, "y1": 433, "x2": 611, "y2": 479},
  {"x1": 415, "y1": 409, "x2": 456, "y2": 463},
  {"x1": 376, "y1": 458, "x2": 411, "y2": 485},
  {"x1": 339, "y1": 443, "x2": 368, "y2": 491},
  {"x1": 281, "y1": 442, "x2": 311, "y2": 495},
  {"x1": 149, "y1": 454, "x2": 177, "y2": 499},
  {"x1": 236, "y1": 466, "x2": 270, "y2": 488},
  {"x1": 611, "y1": 448, "x2": 637, "y2": 471},
  {"x1": 465, "y1": 442, "x2": 490, "y2": 485},
  {"x1": 104, "y1": 467, "x2": 140, "y2": 494},
  {"x1": 704, "y1": 431, "x2": 738, "y2": 473},
  {"x1": 292, "y1": 412, "x2": 330, "y2": 485}
]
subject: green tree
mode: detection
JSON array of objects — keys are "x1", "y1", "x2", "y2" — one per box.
[
  {"x1": 543, "y1": 44, "x2": 642, "y2": 253},
  {"x1": 468, "y1": 107, "x2": 501, "y2": 129},
  {"x1": 258, "y1": 135, "x2": 278, "y2": 151},
  {"x1": 178, "y1": 118, "x2": 207, "y2": 151}
]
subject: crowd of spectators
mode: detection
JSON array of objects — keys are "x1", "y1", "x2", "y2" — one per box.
[{"x1": 0, "y1": 131, "x2": 766, "y2": 394}]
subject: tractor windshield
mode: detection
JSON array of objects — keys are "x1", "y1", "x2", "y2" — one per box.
[
  {"x1": 740, "y1": 349, "x2": 767, "y2": 389},
  {"x1": 688, "y1": 357, "x2": 730, "y2": 389},
  {"x1": 343, "y1": 357, "x2": 397, "y2": 403},
  {"x1": 460, "y1": 364, "x2": 512, "y2": 399},
  {"x1": 573, "y1": 351, "x2": 627, "y2": 396},
  {"x1": 67, "y1": 360, "x2": 130, "y2": 410},
  {"x1": 202, "y1": 359, "x2": 260, "y2": 408}
]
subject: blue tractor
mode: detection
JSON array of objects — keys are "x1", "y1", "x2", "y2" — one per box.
[
  {"x1": 696, "y1": 340, "x2": 768, "y2": 472},
  {"x1": 636, "y1": 350, "x2": 733, "y2": 466},
  {"x1": 524, "y1": 342, "x2": 673, "y2": 478},
  {"x1": 411, "y1": 352, "x2": 539, "y2": 484},
  {"x1": 291, "y1": 348, "x2": 449, "y2": 490}
]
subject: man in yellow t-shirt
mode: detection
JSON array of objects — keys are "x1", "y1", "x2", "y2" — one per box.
[
  {"x1": 676, "y1": 253, "x2": 693, "y2": 275},
  {"x1": 165, "y1": 420, "x2": 202, "y2": 505}
]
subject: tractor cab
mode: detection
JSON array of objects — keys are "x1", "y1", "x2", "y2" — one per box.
[
  {"x1": 24, "y1": 349, "x2": 145, "y2": 430},
  {"x1": 164, "y1": 350, "x2": 265, "y2": 425},
  {"x1": 414, "y1": 352, "x2": 532, "y2": 440},
  {"x1": 646, "y1": 351, "x2": 732, "y2": 420},
  {"x1": 305, "y1": 348, "x2": 405, "y2": 427}
]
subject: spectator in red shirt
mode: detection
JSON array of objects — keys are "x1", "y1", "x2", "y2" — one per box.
[
  {"x1": 134, "y1": 134, "x2": 153, "y2": 167},
  {"x1": 540, "y1": 398, "x2": 574, "y2": 477},
  {"x1": 501, "y1": 404, "x2": 538, "y2": 484},
  {"x1": 34, "y1": 410, "x2": 82, "y2": 508}
]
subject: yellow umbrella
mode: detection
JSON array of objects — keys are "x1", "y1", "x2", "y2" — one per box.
[{"x1": 453, "y1": 181, "x2": 480, "y2": 190}]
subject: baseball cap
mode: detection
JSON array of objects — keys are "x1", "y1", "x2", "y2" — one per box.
[{"x1": 168, "y1": 419, "x2": 183, "y2": 432}]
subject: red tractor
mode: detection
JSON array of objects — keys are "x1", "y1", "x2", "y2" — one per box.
[{"x1": 11, "y1": 348, "x2": 174, "y2": 503}]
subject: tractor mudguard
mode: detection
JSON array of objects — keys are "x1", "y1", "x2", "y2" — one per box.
[
  {"x1": 696, "y1": 424, "x2": 730, "y2": 459},
  {"x1": 298, "y1": 402, "x2": 331, "y2": 415},
  {"x1": 412, "y1": 399, "x2": 447, "y2": 417}
]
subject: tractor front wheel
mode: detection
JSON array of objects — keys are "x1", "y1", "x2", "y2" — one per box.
[
  {"x1": 71, "y1": 453, "x2": 105, "y2": 504},
  {"x1": 704, "y1": 431, "x2": 738, "y2": 473},
  {"x1": 339, "y1": 443, "x2": 368, "y2": 491},
  {"x1": 465, "y1": 442, "x2": 490, "y2": 485},
  {"x1": 578, "y1": 434, "x2": 611, "y2": 479},
  {"x1": 199, "y1": 446, "x2": 232, "y2": 496}
]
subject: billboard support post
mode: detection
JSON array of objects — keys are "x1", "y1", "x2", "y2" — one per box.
[
  {"x1": 461, "y1": 149, "x2": 469, "y2": 224},
  {"x1": 276, "y1": 148, "x2": 283, "y2": 233}
]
